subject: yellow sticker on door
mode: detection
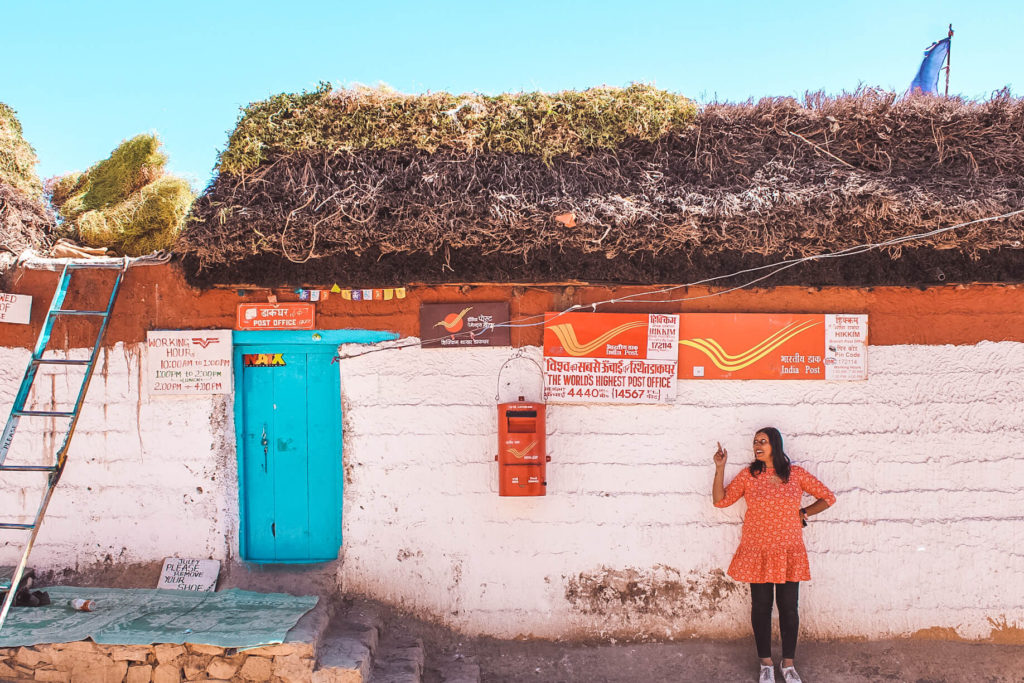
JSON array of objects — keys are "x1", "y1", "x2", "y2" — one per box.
[{"x1": 243, "y1": 353, "x2": 286, "y2": 367}]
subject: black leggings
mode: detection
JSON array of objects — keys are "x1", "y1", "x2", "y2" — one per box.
[{"x1": 750, "y1": 581, "x2": 799, "y2": 660}]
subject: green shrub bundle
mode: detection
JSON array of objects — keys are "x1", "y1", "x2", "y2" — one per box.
[
  {"x1": 52, "y1": 134, "x2": 193, "y2": 255},
  {"x1": 218, "y1": 83, "x2": 698, "y2": 174},
  {"x1": 0, "y1": 103, "x2": 44, "y2": 199}
]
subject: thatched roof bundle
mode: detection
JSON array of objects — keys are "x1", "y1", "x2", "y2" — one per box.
[
  {"x1": 0, "y1": 103, "x2": 54, "y2": 273},
  {"x1": 181, "y1": 87, "x2": 1024, "y2": 287},
  {"x1": 51, "y1": 134, "x2": 195, "y2": 257}
]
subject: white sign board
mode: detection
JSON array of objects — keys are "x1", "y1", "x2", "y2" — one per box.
[
  {"x1": 544, "y1": 357, "x2": 677, "y2": 404},
  {"x1": 544, "y1": 313, "x2": 680, "y2": 404},
  {"x1": 0, "y1": 293, "x2": 31, "y2": 325},
  {"x1": 157, "y1": 557, "x2": 220, "y2": 592},
  {"x1": 147, "y1": 330, "x2": 232, "y2": 395},
  {"x1": 824, "y1": 314, "x2": 869, "y2": 380}
]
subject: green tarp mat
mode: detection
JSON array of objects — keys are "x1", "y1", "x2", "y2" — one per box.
[{"x1": 0, "y1": 586, "x2": 318, "y2": 648}]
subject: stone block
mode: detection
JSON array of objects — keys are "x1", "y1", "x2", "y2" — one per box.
[
  {"x1": 34, "y1": 668, "x2": 71, "y2": 682},
  {"x1": 238, "y1": 656, "x2": 273, "y2": 681},
  {"x1": 186, "y1": 644, "x2": 224, "y2": 656},
  {"x1": 127, "y1": 664, "x2": 154, "y2": 683},
  {"x1": 242, "y1": 641, "x2": 312, "y2": 658},
  {"x1": 182, "y1": 654, "x2": 211, "y2": 680},
  {"x1": 16, "y1": 647, "x2": 50, "y2": 668},
  {"x1": 311, "y1": 668, "x2": 364, "y2": 683},
  {"x1": 0, "y1": 661, "x2": 18, "y2": 679},
  {"x1": 69, "y1": 659, "x2": 128, "y2": 683},
  {"x1": 109, "y1": 646, "x2": 152, "y2": 662},
  {"x1": 153, "y1": 663, "x2": 183, "y2": 683},
  {"x1": 272, "y1": 654, "x2": 314, "y2": 683},
  {"x1": 205, "y1": 659, "x2": 237, "y2": 680},
  {"x1": 153, "y1": 645, "x2": 187, "y2": 665},
  {"x1": 50, "y1": 642, "x2": 96, "y2": 654}
]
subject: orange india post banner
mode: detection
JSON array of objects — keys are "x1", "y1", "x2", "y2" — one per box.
[
  {"x1": 677, "y1": 313, "x2": 868, "y2": 380},
  {"x1": 543, "y1": 312, "x2": 679, "y2": 404}
]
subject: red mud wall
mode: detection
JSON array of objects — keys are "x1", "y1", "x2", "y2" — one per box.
[{"x1": 2, "y1": 263, "x2": 1023, "y2": 349}]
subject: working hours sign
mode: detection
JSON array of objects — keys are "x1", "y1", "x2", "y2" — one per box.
[
  {"x1": 543, "y1": 312, "x2": 679, "y2": 404},
  {"x1": 147, "y1": 330, "x2": 232, "y2": 395}
]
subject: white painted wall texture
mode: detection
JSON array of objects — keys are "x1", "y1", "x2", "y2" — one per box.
[
  {"x1": 0, "y1": 344, "x2": 236, "y2": 570},
  {"x1": 2, "y1": 339, "x2": 1021, "y2": 642},
  {"x1": 337, "y1": 341, "x2": 1024, "y2": 641}
]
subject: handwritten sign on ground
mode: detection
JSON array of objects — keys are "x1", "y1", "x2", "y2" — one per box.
[
  {"x1": 0, "y1": 293, "x2": 31, "y2": 325},
  {"x1": 157, "y1": 558, "x2": 221, "y2": 592},
  {"x1": 146, "y1": 330, "x2": 232, "y2": 395}
]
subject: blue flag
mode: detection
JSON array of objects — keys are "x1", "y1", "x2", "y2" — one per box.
[{"x1": 907, "y1": 37, "x2": 950, "y2": 95}]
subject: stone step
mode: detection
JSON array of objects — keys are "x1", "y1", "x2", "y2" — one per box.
[
  {"x1": 368, "y1": 636, "x2": 424, "y2": 683},
  {"x1": 313, "y1": 600, "x2": 383, "y2": 683},
  {"x1": 436, "y1": 657, "x2": 481, "y2": 683}
]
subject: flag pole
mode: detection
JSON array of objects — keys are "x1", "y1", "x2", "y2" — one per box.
[{"x1": 945, "y1": 24, "x2": 954, "y2": 97}]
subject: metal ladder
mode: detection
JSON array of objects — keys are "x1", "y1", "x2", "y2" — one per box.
[{"x1": 0, "y1": 260, "x2": 128, "y2": 629}]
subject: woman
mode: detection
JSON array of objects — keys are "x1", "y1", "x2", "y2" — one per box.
[{"x1": 712, "y1": 427, "x2": 836, "y2": 683}]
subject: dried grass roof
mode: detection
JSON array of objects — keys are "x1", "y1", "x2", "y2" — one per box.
[
  {"x1": 180, "y1": 87, "x2": 1024, "y2": 287},
  {"x1": 0, "y1": 103, "x2": 53, "y2": 273}
]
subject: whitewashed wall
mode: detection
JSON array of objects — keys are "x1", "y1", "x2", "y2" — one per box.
[
  {"x1": 2, "y1": 339, "x2": 1021, "y2": 642},
  {"x1": 0, "y1": 344, "x2": 236, "y2": 570},
  {"x1": 338, "y1": 341, "x2": 1024, "y2": 641}
]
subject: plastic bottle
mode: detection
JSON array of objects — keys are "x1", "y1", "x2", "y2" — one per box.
[{"x1": 69, "y1": 599, "x2": 95, "y2": 612}]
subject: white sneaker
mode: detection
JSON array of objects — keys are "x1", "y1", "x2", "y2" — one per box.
[
  {"x1": 780, "y1": 665, "x2": 802, "y2": 683},
  {"x1": 759, "y1": 664, "x2": 777, "y2": 682}
]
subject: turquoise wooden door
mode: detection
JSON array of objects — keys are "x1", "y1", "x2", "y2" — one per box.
[{"x1": 237, "y1": 349, "x2": 342, "y2": 563}]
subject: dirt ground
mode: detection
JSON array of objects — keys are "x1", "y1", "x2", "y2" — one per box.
[
  {"x1": 32, "y1": 567, "x2": 1024, "y2": 682},
  {"x1": 436, "y1": 638, "x2": 1024, "y2": 683},
  {"x1": 378, "y1": 606, "x2": 1024, "y2": 683}
]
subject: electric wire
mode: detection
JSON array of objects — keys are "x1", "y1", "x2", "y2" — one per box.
[{"x1": 334, "y1": 207, "x2": 1024, "y2": 360}]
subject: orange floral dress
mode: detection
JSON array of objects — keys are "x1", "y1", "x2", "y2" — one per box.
[{"x1": 715, "y1": 465, "x2": 836, "y2": 584}]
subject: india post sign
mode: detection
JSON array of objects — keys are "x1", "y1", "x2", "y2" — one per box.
[
  {"x1": 543, "y1": 313, "x2": 679, "y2": 404},
  {"x1": 236, "y1": 303, "x2": 315, "y2": 330},
  {"x1": 678, "y1": 313, "x2": 868, "y2": 380}
]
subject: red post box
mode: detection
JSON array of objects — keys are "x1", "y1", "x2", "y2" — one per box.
[{"x1": 496, "y1": 397, "x2": 549, "y2": 496}]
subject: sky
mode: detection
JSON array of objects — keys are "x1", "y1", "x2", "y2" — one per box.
[{"x1": 2, "y1": 1, "x2": 1021, "y2": 191}]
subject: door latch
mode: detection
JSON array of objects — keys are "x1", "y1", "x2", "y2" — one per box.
[{"x1": 260, "y1": 425, "x2": 269, "y2": 472}]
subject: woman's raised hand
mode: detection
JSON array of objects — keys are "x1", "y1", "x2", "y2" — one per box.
[{"x1": 713, "y1": 441, "x2": 727, "y2": 468}]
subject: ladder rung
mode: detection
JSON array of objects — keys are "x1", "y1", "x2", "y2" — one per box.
[
  {"x1": 48, "y1": 310, "x2": 107, "y2": 316},
  {"x1": 66, "y1": 262, "x2": 125, "y2": 270},
  {"x1": 32, "y1": 358, "x2": 92, "y2": 366},
  {"x1": 13, "y1": 410, "x2": 76, "y2": 418},
  {"x1": 0, "y1": 523, "x2": 35, "y2": 531},
  {"x1": 0, "y1": 465, "x2": 56, "y2": 472}
]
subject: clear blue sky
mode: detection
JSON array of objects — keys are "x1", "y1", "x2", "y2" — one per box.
[{"x1": 2, "y1": 1, "x2": 1020, "y2": 190}]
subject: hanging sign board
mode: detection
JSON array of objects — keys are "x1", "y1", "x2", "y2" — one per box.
[
  {"x1": 420, "y1": 302, "x2": 511, "y2": 348},
  {"x1": 0, "y1": 293, "x2": 31, "y2": 325},
  {"x1": 236, "y1": 303, "x2": 315, "y2": 330},
  {"x1": 678, "y1": 313, "x2": 868, "y2": 380},
  {"x1": 146, "y1": 330, "x2": 232, "y2": 395},
  {"x1": 543, "y1": 312, "x2": 679, "y2": 404},
  {"x1": 157, "y1": 557, "x2": 220, "y2": 591}
]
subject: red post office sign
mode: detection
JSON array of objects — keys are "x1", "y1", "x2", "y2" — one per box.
[{"x1": 236, "y1": 303, "x2": 315, "y2": 330}]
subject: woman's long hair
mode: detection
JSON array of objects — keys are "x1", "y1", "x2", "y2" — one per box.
[{"x1": 749, "y1": 426, "x2": 791, "y2": 482}]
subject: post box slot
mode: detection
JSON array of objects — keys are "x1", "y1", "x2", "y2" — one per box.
[{"x1": 505, "y1": 409, "x2": 538, "y2": 433}]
